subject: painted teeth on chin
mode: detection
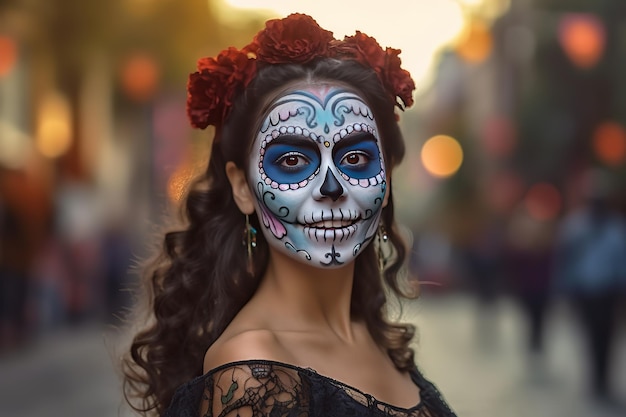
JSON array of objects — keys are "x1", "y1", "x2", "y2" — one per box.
[
  {"x1": 350, "y1": 224, "x2": 356, "y2": 241},
  {"x1": 302, "y1": 224, "x2": 358, "y2": 242},
  {"x1": 302, "y1": 209, "x2": 360, "y2": 225},
  {"x1": 342, "y1": 208, "x2": 358, "y2": 222},
  {"x1": 341, "y1": 224, "x2": 357, "y2": 241}
]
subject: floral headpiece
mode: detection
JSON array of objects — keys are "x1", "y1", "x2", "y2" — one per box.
[{"x1": 187, "y1": 13, "x2": 415, "y2": 131}]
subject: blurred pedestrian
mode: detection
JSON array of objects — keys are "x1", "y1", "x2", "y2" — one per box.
[
  {"x1": 0, "y1": 167, "x2": 50, "y2": 350},
  {"x1": 0, "y1": 196, "x2": 29, "y2": 350},
  {"x1": 505, "y1": 204, "x2": 555, "y2": 356},
  {"x1": 461, "y1": 215, "x2": 505, "y2": 348},
  {"x1": 101, "y1": 215, "x2": 134, "y2": 324},
  {"x1": 553, "y1": 169, "x2": 626, "y2": 400}
]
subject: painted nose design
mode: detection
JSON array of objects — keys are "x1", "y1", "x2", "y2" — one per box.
[{"x1": 320, "y1": 169, "x2": 344, "y2": 201}]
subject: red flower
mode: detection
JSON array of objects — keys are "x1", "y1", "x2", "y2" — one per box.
[
  {"x1": 187, "y1": 47, "x2": 256, "y2": 129},
  {"x1": 383, "y1": 48, "x2": 415, "y2": 109},
  {"x1": 334, "y1": 33, "x2": 415, "y2": 109},
  {"x1": 334, "y1": 32, "x2": 386, "y2": 73},
  {"x1": 252, "y1": 13, "x2": 334, "y2": 64},
  {"x1": 186, "y1": 14, "x2": 416, "y2": 132}
]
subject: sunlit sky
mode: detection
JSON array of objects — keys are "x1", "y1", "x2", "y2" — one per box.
[{"x1": 216, "y1": 0, "x2": 508, "y2": 94}]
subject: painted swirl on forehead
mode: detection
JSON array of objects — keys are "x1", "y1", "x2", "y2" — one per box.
[{"x1": 259, "y1": 89, "x2": 374, "y2": 136}]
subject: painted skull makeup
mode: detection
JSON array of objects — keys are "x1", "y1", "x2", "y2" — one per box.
[{"x1": 248, "y1": 85, "x2": 387, "y2": 268}]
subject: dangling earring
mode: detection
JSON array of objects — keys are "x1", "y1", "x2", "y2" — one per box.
[
  {"x1": 243, "y1": 214, "x2": 257, "y2": 272},
  {"x1": 377, "y1": 222, "x2": 389, "y2": 274}
]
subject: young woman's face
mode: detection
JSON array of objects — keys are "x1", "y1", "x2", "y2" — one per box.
[{"x1": 247, "y1": 83, "x2": 387, "y2": 268}]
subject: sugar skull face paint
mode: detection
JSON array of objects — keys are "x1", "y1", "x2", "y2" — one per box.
[{"x1": 248, "y1": 85, "x2": 387, "y2": 268}]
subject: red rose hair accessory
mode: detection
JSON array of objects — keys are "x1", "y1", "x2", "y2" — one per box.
[
  {"x1": 252, "y1": 13, "x2": 335, "y2": 64},
  {"x1": 330, "y1": 31, "x2": 415, "y2": 109},
  {"x1": 187, "y1": 13, "x2": 415, "y2": 131},
  {"x1": 187, "y1": 47, "x2": 256, "y2": 129}
]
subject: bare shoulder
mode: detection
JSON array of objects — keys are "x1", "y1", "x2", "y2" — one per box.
[
  {"x1": 200, "y1": 327, "x2": 306, "y2": 417},
  {"x1": 203, "y1": 327, "x2": 294, "y2": 373}
]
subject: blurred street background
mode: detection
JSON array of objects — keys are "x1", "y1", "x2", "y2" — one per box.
[
  {"x1": 1, "y1": 0, "x2": 625, "y2": 416},
  {"x1": 0, "y1": 294, "x2": 625, "y2": 417}
]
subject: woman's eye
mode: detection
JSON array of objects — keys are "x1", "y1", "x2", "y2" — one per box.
[
  {"x1": 333, "y1": 140, "x2": 380, "y2": 179},
  {"x1": 284, "y1": 155, "x2": 299, "y2": 166},
  {"x1": 341, "y1": 151, "x2": 369, "y2": 166},
  {"x1": 277, "y1": 152, "x2": 308, "y2": 169}
]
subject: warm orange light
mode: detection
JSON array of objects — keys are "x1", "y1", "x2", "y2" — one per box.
[
  {"x1": 36, "y1": 92, "x2": 73, "y2": 158},
  {"x1": 524, "y1": 182, "x2": 561, "y2": 221},
  {"x1": 558, "y1": 13, "x2": 605, "y2": 69},
  {"x1": 0, "y1": 36, "x2": 18, "y2": 77},
  {"x1": 456, "y1": 20, "x2": 493, "y2": 64},
  {"x1": 124, "y1": 0, "x2": 159, "y2": 17},
  {"x1": 592, "y1": 121, "x2": 626, "y2": 166},
  {"x1": 120, "y1": 53, "x2": 160, "y2": 102},
  {"x1": 421, "y1": 135, "x2": 464, "y2": 178}
]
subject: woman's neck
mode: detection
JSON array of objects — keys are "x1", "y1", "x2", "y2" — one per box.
[{"x1": 254, "y1": 248, "x2": 357, "y2": 342}]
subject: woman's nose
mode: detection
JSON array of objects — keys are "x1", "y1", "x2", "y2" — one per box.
[{"x1": 319, "y1": 168, "x2": 344, "y2": 201}]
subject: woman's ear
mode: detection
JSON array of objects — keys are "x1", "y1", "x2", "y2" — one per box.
[{"x1": 225, "y1": 161, "x2": 255, "y2": 215}]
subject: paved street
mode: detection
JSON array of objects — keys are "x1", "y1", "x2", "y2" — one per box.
[
  {"x1": 0, "y1": 294, "x2": 624, "y2": 417},
  {"x1": 412, "y1": 295, "x2": 626, "y2": 417},
  {"x1": 0, "y1": 324, "x2": 134, "y2": 417}
]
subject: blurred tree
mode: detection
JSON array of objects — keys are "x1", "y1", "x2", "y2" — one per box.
[
  {"x1": 509, "y1": 0, "x2": 625, "y2": 208},
  {"x1": 0, "y1": 0, "x2": 264, "y2": 178}
]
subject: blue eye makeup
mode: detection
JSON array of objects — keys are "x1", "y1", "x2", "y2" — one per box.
[
  {"x1": 263, "y1": 136, "x2": 320, "y2": 184},
  {"x1": 333, "y1": 134, "x2": 381, "y2": 179}
]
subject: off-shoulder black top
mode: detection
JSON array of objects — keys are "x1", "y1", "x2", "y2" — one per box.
[{"x1": 164, "y1": 360, "x2": 457, "y2": 417}]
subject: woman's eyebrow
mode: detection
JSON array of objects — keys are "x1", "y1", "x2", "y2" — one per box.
[
  {"x1": 334, "y1": 131, "x2": 377, "y2": 149},
  {"x1": 267, "y1": 135, "x2": 318, "y2": 149}
]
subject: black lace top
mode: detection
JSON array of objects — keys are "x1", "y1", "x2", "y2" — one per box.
[{"x1": 164, "y1": 360, "x2": 457, "y2": 417}]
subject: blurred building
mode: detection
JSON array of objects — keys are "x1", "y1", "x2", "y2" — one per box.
[{"x1": 0, "y1": 0, "x2": 269, "y2": 344}]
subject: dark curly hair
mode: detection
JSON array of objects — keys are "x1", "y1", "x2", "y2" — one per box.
[{"x1": 122, "y1": 58, "x2": 417, "y2": 416}]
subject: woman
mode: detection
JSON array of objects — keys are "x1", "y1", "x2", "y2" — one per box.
[{"x1": 123, "y1": 13, "x2": 457, "y2": 417}]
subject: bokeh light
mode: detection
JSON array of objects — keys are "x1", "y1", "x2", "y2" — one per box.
[
  {"x1": 0, "y1": 35, "x2": 18, "y2": 77},
  {"x1": 592, "y1": 121, "x2": 626, "y2": 166},
  {"x1": 558, "y1": 13, "x2": 605, "y2": 69},
  {"x1": 119, "y1": 53, "x2": 160, "y2": 102},
  {"x1": 421, "y1": 135, "x2": 464, "y2": 178},
  {"x1": 455, "y1": 19, "x2": 493, "y2": 64},
  {"x1": 35, "y1": 91, "x2": 73, "y2": 158},
  {"x1": 524, "y1": 182, "x2": 562, "y2": 221}
]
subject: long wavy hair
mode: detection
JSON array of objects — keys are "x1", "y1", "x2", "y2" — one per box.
[{"x1": 122, "y1": 58, "x2": 417, "y2": 415}]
